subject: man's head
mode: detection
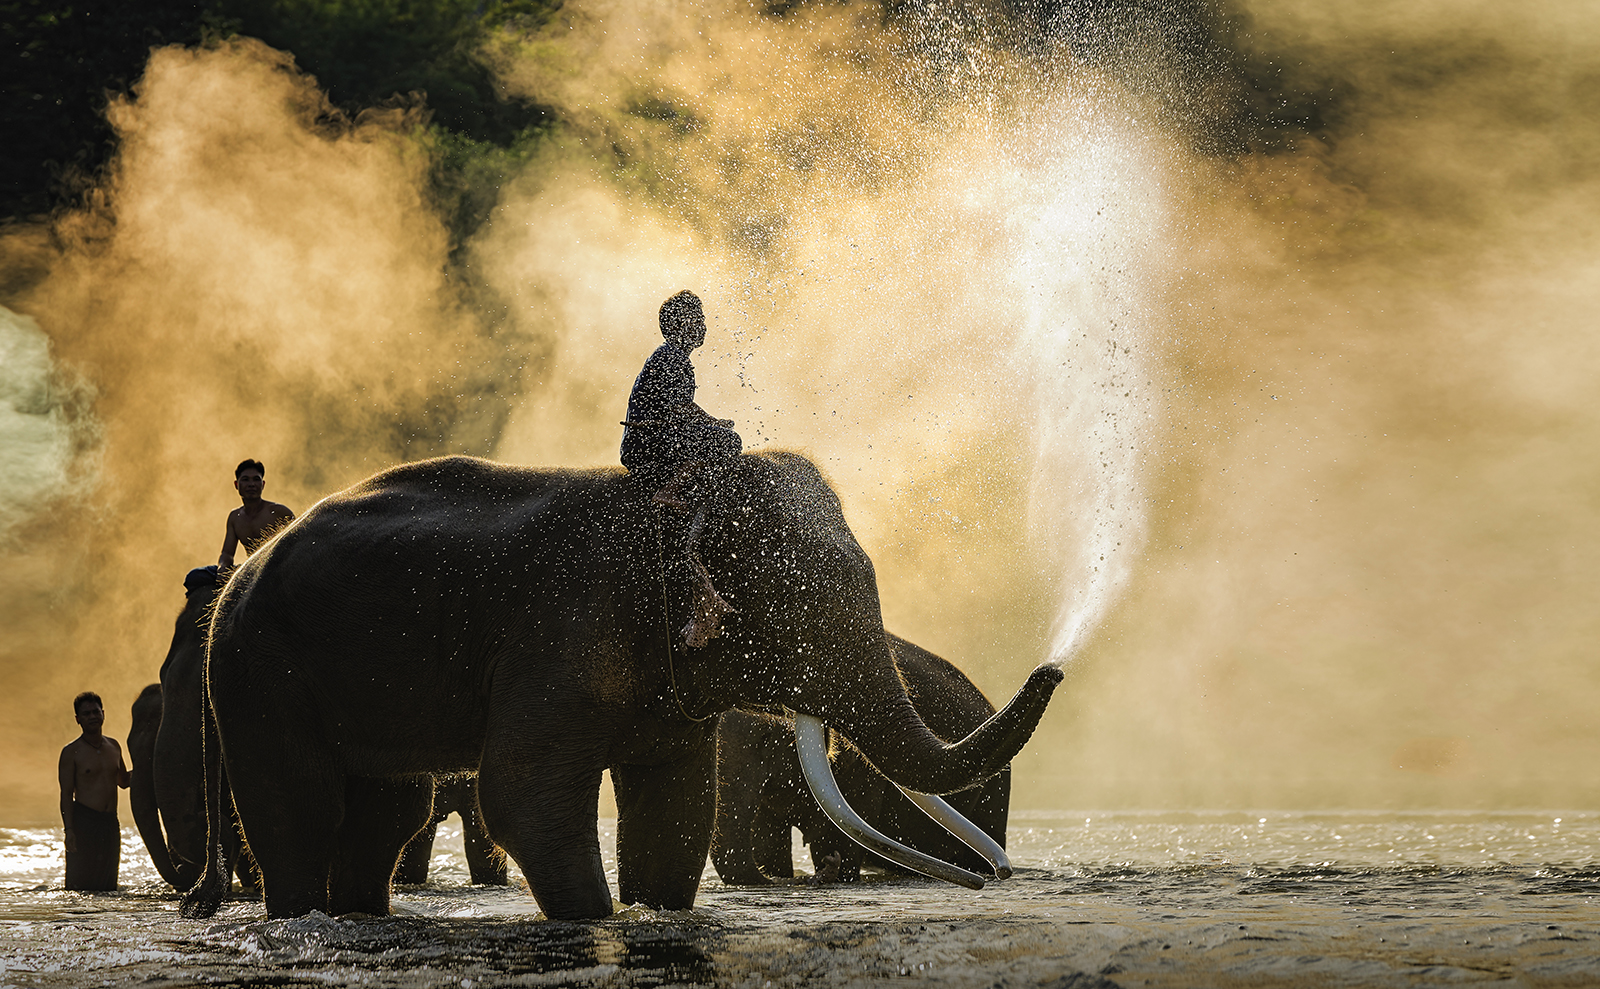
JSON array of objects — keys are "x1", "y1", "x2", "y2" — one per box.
[
  {"x1": 73, "y1": 691, "x2": 104, "y2": 731},
  {"x1": 234, "y1": 459, "x2": 265, "y2": 501},
  {"x1": 659, "y1": 290, "x2": 706, "y2": 349}
]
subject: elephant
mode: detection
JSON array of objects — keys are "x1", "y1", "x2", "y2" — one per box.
[
  {"x1": 132, "y1": 569, "x2": 497, "y2": 894},
  {"x1": 712, "y1": 632, "x2": 1008, "y2": 885},
  {"x1": 128, "y1": 683, "x2": 177, "y2": 883},
  {"x1": 129, "y1": 567, "x2": 257, "y2": 893},
  {"x1": 180, "y1": 451, "x2": 1062, "y2": 921},
  {"x1": 395, "y1": 774, "x2": 508, "y2": 886}
]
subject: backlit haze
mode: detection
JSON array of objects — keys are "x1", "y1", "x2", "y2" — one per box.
[{"x1": 2, "y1": 0, "x2": 1597, "y2": 820}]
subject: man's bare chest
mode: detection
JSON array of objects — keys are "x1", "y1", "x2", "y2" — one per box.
[
  {"x1": 74, "y1": 743, "x2": 116, "y2": 777},
  {"x1": 234, "y1": 508, "x2": 281, "y2": 541}
]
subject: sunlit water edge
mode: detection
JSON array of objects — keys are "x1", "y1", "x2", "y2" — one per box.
[
  {"x1": 5, "y1": 810, "x2": 1597, "y2": 905},
  {"x1": 9, "y1": 809, "x2": 1600, "y2": 896},
  {"x1": 4, "y1": 812, "x2": 1597, "y2": 988}
]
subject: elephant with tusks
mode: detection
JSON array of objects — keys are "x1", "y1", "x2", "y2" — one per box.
[
  {"x1": 180, "y1": 451, "x2": 1062, "y2": 921},
  {"x1": 713, "y1": 633, "x2": 1010, "y2": 885}
]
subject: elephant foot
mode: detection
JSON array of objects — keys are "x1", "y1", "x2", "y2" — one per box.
[{"x1": 805, "y1": 851, "x2": 843, "y2": 885}]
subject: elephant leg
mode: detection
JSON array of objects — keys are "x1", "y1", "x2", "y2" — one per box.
[
  {"x1": 479, "y1": 733, "x2": 611, "y2": 920},
  {"x1": 395, "y1": 818, "x2": 439, "y2": 886},
  {"x1": 613, "y1": 744, "x2": 715, "y2": 910},
  {"x1": 815, "y1": 744, "x2": 880, "y2": 881},
  {"x1": 750, "y1": 798, "x2": 795, "y2": 880},
  {"x1": 461, "y1": 793, "x2": 508, "y2": 886},
  {"x1": 228, "y1": 774, "x2": 340, "y2": 921},
  {"x1": 222, "y1": 720, "x2": 344, "y2": 921},
  {"x1": 330, "y1": 776, "x2": 434, "y2": 916},
  {"x1": 233, "y1": 839, "x2": 262, "y2": 896},
  {"x1": 712, "y1": 749, "x2": 774, "y2": 885},
  {"x1": 807, "y1": 826, "x2": 865, "y2": 882},
  {"x1": 222, "y1": 798, "x2": 260, "y2": 895}
]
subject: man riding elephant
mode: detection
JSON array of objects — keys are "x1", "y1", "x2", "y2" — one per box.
[
  {"x1": 620, "y1": 290, "x2": 743, "y2": 485},
  {"x1": 621, "y1": 289, "x2": 745, "y2": 648}
]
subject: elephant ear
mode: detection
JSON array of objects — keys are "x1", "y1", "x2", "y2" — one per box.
[
  {"x1": 680, "y1": 499, "x2": 738, "y2": 648},
  {"x1": 650, "y1": 465, "x2": 740, "y2": 648}
]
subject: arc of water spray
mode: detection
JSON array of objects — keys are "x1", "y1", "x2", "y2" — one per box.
[{"x1": 998, "y1": 100, "x2": 1164, "y2": 669}]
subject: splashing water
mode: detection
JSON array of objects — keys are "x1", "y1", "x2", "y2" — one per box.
[{"x1": 1003, "y1": 93, "x2": 1165, "y2": 668}]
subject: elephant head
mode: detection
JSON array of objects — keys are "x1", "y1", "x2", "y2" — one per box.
[
  {"x1": 133, "y1": 566, "x2": 261, "y2": 895},
  {"x1": 683, "y1": 453, "x2": 1059, "y2": 779},
  {"x1": 659, "y1": 452, "x2": 1058, "y2": 878},
  {"x1": 128, "y1": 567, "x2": 218, "y2": 891}
]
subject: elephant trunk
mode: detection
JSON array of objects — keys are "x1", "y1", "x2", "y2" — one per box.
[
  {"x1": 131, "y1": 754, "x2": 189, "y2": 891},
  {"x1": 129, "y1": 684, "x2": 192, "y2": 890},
  {"x1": 815, "y1": 663, "x2": 1064, "y2": 798},
  {"x1": 793, "y1": 636, "x2": 1068, "y2": 796}
]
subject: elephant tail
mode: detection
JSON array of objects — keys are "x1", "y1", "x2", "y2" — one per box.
[{"x1": 179, "y1": 674, "x2": 229, "y2": 919}]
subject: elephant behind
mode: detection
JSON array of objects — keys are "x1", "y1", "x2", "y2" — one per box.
[
  {"x1": 713, "y1": 633, "x2": 1009, "y2": 885},
  {"x1": 129, "y1": 567, "x2": 257, "y2": 893},
  {"x1": 395, "y1": 774, "x2": 507, "y2": 886},
  {"x1": 134, "y1": 568, "x2": 498, "y2": 895},
  {"x1": 182, "y1": 452, "x2": 1062, "y2": 921}
]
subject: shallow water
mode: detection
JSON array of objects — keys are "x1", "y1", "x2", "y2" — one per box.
[{"x1": 3, "y1": 811, "x2": 1597, "y2": 988}]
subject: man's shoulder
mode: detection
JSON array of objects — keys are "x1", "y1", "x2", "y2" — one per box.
[
  {"x1": 646, "y1": 342, "x2": 691, "y2": 367},
  {"x1": 265, "y1": 500, "x2": 294, "y2": 518}
]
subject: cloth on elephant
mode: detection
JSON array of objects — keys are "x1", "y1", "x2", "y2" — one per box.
[
  {"x1": 620, "y1": 341, "x2": 742, "y2": 481},
  {"x1": 65, "y1": 801, "x2": 120, "y2": 891},
  {"x1": 184, "y1": 565, "x2": 220, "y2": 594}
]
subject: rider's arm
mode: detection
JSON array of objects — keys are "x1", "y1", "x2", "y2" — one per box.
[{"x1": 219, "y1": 512, "x2": 238, "y2": 569}]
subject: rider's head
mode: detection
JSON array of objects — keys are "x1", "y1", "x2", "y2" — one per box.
[{"x1": 659, "y1": 290, "x2": 706, "y2": 350}]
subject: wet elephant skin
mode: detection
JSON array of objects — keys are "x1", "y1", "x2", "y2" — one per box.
[{"x1": 182, "y1": 452, "x2": 1062, "y2": 921}]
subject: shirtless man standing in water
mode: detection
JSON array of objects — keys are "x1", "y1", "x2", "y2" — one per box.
[
  {"x1": 58, "y1": 692, "x2": 130, "y2": 891},
  {"x1": 219, "y1": 458, "x2": 294, "y2": 572}
]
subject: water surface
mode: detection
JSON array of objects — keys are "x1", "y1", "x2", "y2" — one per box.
[{"x1": 3, "y1": 811, "x2": 1597, "y2": 987}]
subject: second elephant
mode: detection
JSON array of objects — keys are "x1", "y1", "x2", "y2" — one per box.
[
  {"x1": 395, "y1": 774, "x2": 508, "y2": 886},
  {"x1": 129, "y1": 567, "x2": 256, "y2": 893},
  {"x1": 713, "y1": 634, "x2": 1009, "y2": 884}
]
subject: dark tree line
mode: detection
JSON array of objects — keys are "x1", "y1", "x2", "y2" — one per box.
[
  {"x1": 1, "y1": 0, "x2": 557, "y2": 222},
  {"x1": 3, "y1": 0, "x2": 1340, "y2": 224}
]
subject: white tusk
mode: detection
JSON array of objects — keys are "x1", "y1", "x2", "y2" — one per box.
[
  {"x1": 895, "y1": 787, "x2": 1012, "y2": 879},
  {"x1": 792, "y1": 712, "x2": 985, "y2": 890}
]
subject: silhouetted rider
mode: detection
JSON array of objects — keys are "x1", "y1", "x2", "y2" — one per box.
[
  {"x1": 621, "y1": 290, "x2": 743, "y2": 482},
  {"x1": 621, "y1": 290, "x2": 742, "y2": 648}
]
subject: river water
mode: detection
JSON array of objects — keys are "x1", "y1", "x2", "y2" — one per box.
[{"x1": 3, "y1": 811, "x2": 1597, "y2": 988}]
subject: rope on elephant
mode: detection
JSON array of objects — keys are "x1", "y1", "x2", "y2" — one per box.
[{"x1": 652, "y1": 504, "x2": 716, "y2": 723}]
